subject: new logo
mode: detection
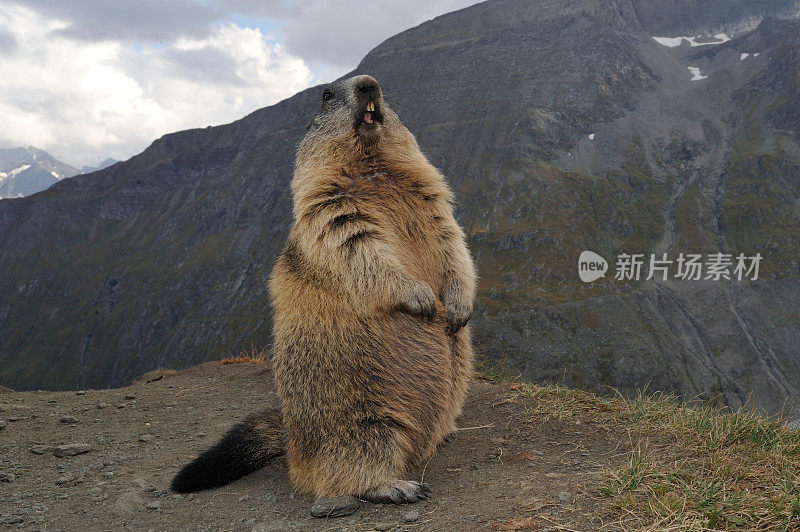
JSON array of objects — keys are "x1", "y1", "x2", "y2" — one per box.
[{"x1": 578, "y1": 251, "x2": 608, "y2": 282}]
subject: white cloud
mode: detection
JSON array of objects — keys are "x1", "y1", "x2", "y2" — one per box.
[
  {"x1": 7, "y1": 0, "x2": 224, "y2": 43},
  {"x1": 263, "y1": 0, "x2": 481, "y2": 77},
  {"x1": 0, "y1": 0, "x2": 482, "y2": 166},
  {"x1": 0, "y1": 5, "x2": 312, "y2": 166}
]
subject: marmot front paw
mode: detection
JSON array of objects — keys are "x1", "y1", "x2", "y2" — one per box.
[
  {"x1": 397, "y1": 280, "x2": 436, "y2": 321},
  {"x1": 442, "y1": 281, "x2": 472, "y2": 334},
  {"x1": 444, "y1": 300, "x2": 471, "y2": 334}
]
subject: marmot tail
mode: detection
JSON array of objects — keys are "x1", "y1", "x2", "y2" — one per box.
[{"x1": 171, "y1": 408, "x2": 285, "y2": 493}]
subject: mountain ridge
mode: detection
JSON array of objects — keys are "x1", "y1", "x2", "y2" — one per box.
[{"x1": 1, "y1": 0, "x2": 798, "y2": 421}]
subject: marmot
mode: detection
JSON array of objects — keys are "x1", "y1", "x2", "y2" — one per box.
[{"x1": 171, "y1": 75, "x2": 476, "y2": 516}]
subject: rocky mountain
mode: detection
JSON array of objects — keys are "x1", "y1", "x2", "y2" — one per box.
[
  {"x1": 80, "y1": 158, "x2": 118, "y2": 175},
  {"x1": 1, "y1": 0, "x2": 799, "y2": 419},
  {"x1": 0, "y1": 147, "x2": 79, "y2": 199}
]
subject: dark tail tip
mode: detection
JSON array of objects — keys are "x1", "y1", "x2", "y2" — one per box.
[{"x1": 171, "y1": 410, "x2": 284, "y2": 493}]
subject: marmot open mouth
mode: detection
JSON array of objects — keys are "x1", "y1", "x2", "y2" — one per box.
[
  {"x1": 364, "y1": 100, "x2": 375, "y2": 123},
  {"x1": 360, "y1": 100, "x2": 383, "y2": 126}
]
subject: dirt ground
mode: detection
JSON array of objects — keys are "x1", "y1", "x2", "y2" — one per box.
[{"x1": 0, "y1": 362, "x2": 632, "y2": 531}]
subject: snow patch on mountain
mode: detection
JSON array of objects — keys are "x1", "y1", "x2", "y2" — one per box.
[
  {"x1": 653, "y1": 34, "x2": 731, "y2": 47},
  {"x1": 688, "y1": 67, "x2": 708, "y2": 81},
  {"x1": 10, "y1": 165, "x2": 31, "y2": 176}
]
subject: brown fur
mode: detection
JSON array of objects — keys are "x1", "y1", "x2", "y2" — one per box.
[{"x1": 269, "y1": 75, "x2": 476, "y2": 500}]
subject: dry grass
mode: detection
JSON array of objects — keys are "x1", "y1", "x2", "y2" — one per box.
[
  {"x1": 510, "y1": 382, "x2": 800, "y2": 531},
  {"x1": 220, "y1": 344, "x2": 270, "y2": 365},
  {"x1": 490, "y1": 516, "x2": 538, "y2": 530}
]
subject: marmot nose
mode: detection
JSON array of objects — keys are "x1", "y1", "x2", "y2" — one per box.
[{"x1": 356, "y1": 79, "x2": 380, "y2": 98}]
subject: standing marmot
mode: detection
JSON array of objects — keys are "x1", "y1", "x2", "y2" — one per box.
[{"x1": 171, "y1": 75, "x2": 476, "y2": 516}]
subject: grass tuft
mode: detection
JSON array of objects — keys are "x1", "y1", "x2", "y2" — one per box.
[{"x1": 221, "y1": 344, "x2": 270, "y2": 365}]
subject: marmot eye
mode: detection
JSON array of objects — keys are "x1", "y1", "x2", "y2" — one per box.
[{"x1": 322, "y1": 90, "x2": 334, "y2": 102}]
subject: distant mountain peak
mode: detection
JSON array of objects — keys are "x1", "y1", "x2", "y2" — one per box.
[
  {"x1": 80, "y1": 158, "x2": 119, "y2": 175},
  {"x1": 0, "y1": 146, "x2": 79, "y2": 199}
]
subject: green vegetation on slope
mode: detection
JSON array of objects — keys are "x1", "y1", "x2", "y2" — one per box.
[
  {"x1": 476, "y1": 357, "x2": 800, "y2": 531},
  {"x1": 519, "y1": 382, "x2": 800, "y2": 530},
  {"x1": 722, "y1": 130, "x2": 800, "y2": 278}
]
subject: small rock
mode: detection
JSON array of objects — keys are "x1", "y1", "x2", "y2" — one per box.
[
  {"x1": 56, "y1": 476, "x2": 74, "y2": 485},
  {"x1": 196, "y1": 432, "x2": 206, "y2": 438},
  {"x1": 60, "y1": 415, "x2": 79, "y2": 424},
  {"x1": 30, "y1": 444, "x2": 57, "y2": 455},
  {"x1": 401, "y1": 510, "x2": 419, "y2": 523},
  {"x1": 310, "y1": 495, "x2": 360, "y2": 518},
  {"x1": 6, "y1": 416, "x2": 27, "y2": 422},
  {"x1": 124, "y1": 394, "x2": 136, "y2": 401},
  {"x1": 115, "y1": 491, "x2": 144, "y2": 515},
  {"x1": 0, "y1": 472, "x2": 15, "y2": 482},
  {"x1": 374, "y1": 523, "x2": 396, "y2": 531},
  {"x1": 101, "y1": 472, "x2": 114, "y2": 478},
  {"x1": 97, "y1": 403, "x2": 108, "y2": 409},
  {"x1": 132, "y1": 478, "x2": 151, "y2": 490},
  {"x1": 172, "y1": 493, "x2": 183, "y2": 500},
  {"x1": 54, "y1": 443, "x2": 92, "y2": 457},
  {"x1": 557, "y1": 491, "x2": 573, "y2": 504},
  {"x1": 7, "y1": 517, "x2": 23, "y2": 524},
  {"x1": 76, "y1": 391, "x2": 86, "y2": 396},
  {"x1": 47, "y1": 399, "x2": 58, "y2": 404},
  {"x1": 138, "y1": 434, "x2": 155, "y2": 442},
  {"x1": 0, "y1": 420, "x2": 6, "y2": 429},
  {"x1": 145, "y1": 501, "x2": 161, "y2": 510}
]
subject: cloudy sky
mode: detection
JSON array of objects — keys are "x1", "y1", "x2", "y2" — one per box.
[{"x1": 0, "y1": 0, "x2": 479, "y2": 168}]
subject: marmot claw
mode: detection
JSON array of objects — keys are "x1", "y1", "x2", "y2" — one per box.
[
  {"x1": 362, "y1": 480, "x2": 431, "y2": 504},
  {"x1": 444, "y1": 305, "x2": 471, "y2": 334}
]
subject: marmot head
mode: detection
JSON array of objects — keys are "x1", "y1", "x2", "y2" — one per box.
[
  {"x1": 297, "y1": 75, "x2": 413, "y2": 166},
  {"x1": 308, "y1": 75, "x2": 385, "y2": 144},
  {"x1": 292, "y1": 74, "x2": 433, "y2": 211}
]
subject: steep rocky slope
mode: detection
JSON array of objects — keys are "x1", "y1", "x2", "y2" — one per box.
[{"x1": 0, "y1": 0, "x2": 798, "y2": 418}]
